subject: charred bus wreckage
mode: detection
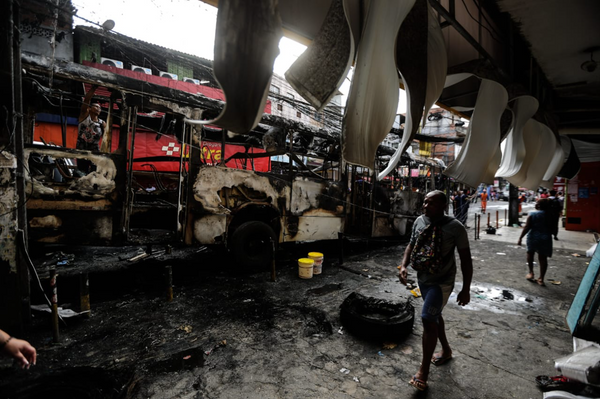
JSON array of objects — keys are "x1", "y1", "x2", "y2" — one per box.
[{"x1": 17, "y1": 52, "x2": 443, "y2": 268}]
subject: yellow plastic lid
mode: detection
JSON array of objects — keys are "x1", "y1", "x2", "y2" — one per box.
[
  {"x1": 298, "y1": 258, "x2": 314, "y2": 266},
  {"x1": 308, "y1": 252, "x2": 323, "y2": 258}
]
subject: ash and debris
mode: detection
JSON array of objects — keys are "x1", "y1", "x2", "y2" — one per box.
[{"x1": 0, "y1": 238, "x2": 592, "y2": 398}]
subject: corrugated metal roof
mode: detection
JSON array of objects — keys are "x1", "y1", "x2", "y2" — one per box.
[{"x1": 75, "y1": 25, "x2": 214, "y2": 66}]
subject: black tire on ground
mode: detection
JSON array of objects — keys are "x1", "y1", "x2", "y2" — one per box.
[
  {"x1": 340, "y1": 292, "x2": 414, "y2": 341},
  {"x1": 230, "y1": 221, "x2": 277, "y2": 268}
]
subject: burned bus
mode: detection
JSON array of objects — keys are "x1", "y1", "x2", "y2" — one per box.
[{"x1": 20, "y1": 46, "x2": 438, "y2": 268}]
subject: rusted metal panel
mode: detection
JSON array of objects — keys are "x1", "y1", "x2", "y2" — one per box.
[
  {"x1": 193, "y1": 214, "x2": 227, "y2": 244},
  {"x1": 290, "y1": 177, "x2": 344, "y2": 216},
  {"x1": 26, "y1": 199, "x2": 112, "y2": 211},
  {"x1": 191, "y1": 166, "x2": 350, "y2": 244},
  {"x1": 29, "y1": 215, "x2": 62, "y2": 228},
  {"x1": 374, "y1": 189, "x2": 424, "y2": 237},
  {"x1": 193, "y1": 166, "x2": 289, "y2": 214},
  {"x1": 390, "y1": 190, "x2": 424, "y2": 216},
  {"x1": 25, "y1": 146, "x2": 117, "y2": 199},
  {"x1": 23, "y1": 144, "x2": 122, "y2": 245},
  {"x1": 371, "y1": 215, "x2": 398, "y2": 238},
  {"x1": 0, "y1": 152, "x2": 18, "y2": 271},
  {"x1": 283, "y1": 212, "x2": 344, "y2": 242},
  {"x1": 28, "y1": 214, "x2": 113, "y2": 244}
]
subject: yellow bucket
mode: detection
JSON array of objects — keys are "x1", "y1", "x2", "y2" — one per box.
[
  {"x1": 308, "y1": 252, "x2": 324, "y2": 275},
  {"x1": 298, "y1": 258, "x2": 314, "y2": 279}
]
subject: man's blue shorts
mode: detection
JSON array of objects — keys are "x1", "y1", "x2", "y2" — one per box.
[{"x1": 419, "y1": 283, "x2": 453, "y2": 323}]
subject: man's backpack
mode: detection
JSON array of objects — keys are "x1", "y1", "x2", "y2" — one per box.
[{"x1": 410, "y1": 217, "x2": 451, "y2": 274}]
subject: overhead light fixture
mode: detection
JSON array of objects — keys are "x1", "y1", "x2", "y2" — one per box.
[{"x1": 581, "y1": 50, "x2": 598, "y2": 73}]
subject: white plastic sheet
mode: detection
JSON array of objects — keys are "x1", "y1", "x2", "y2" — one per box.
[
  {"x1": 496, "y1": 96, "x2": 539, "y2": 178},
  {"x1": 342, "y1": 0, "x2": 415, "y2": 168},
  {"x1": 191, "y1": 0, "x2": 282, "y2": 133},
  {"x1": 519, "y1": 122, "x2": 556, "y2": 190},
  {"x1": 505, "y1": 119, "x2": 543, "y2": 187},
  {"x1": 443, "y1": 78, "x2": 508, "y2": 187},
  {"x1": 541, "y1": 141, "x2": 566, "y2": 188},
  {"x1": 378, "y1": 0, "x2": 447, "y2": 180}
]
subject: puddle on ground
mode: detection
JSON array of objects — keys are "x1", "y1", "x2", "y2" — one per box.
[{"x1": 455, "y1": 283, "x2": 541, "y2": 315}]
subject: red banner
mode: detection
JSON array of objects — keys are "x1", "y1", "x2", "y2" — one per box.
[
  {"x1": 200, "y1": 141, "x2": 270, "y2": 172},
  {"x1": 34, "y1": 123, "x2": 271, "y2": 173}
]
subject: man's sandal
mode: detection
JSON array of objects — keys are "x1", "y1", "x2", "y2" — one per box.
[
  {"x1": 431, "y1": 353, "x2": 452, "y2": 366},
  {"x1": 409, "y1": 376, "x2": 428, "y2": 391}
]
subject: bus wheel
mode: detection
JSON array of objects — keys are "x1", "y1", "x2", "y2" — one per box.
[{"x1": 230, "y1": 221, "x2": 277, "y2": 268}]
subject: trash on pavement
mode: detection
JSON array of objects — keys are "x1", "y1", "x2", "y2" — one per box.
[
  {"x1": 382, "y1": 342, "x2": 397, "y2": 350},
  {"x1": 204, "y1": 340, "x2": 227, "y2": 356},
  {"x1": 353, "y1": 376, "x2": 360, "y2": 382},
  {"x1": 31, "y1": 304, "x2": 88, "y2": 318},
  {"x1": 410, "y1": 287, "x2": 421, "y2": 298},
  {"x1": 535, "y1": 375, "x2": 585, "y2": 393},
  {"x1": 179, "y1": 325, "x2": 193, "y2": 333},
  {"x1": 586, "y1": 243, "x2": 597, "y2": 257},
  {"x1": 340, "y1": 368, "x2": 350, "y2": 374},
  {"x1": 377, "y1": 351, "x2": 385, "y2": 357},
  {"x1": 401, "y1": 346, "x2": 413, "y2": 355},
  {"x1": 496, "y1": 252, "x2": 507, "y2": 255}
]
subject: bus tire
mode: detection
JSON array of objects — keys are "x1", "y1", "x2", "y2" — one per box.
[
  {"x1": 340, "y1": 292, "x2": 414, "y2": 341},
  {"x1": 230, "y1": 221, "x2": 277, "y2": 268}
]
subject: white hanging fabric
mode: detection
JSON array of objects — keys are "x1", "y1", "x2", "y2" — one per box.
[
  {"x1": 187, "y1": 0, "x2": 282, "y2": 134},
  {"x1": 495, "y1": 96, "x2": 539, "y2": 178},
  {"x1": 378, "y1": 0, "x2": 447, "y2": 180},
  {"x1": 342, "y1": 0, "x2": 415, "y2": 168},
  {"x1": 443, "y1": 77, "x2": 508, "y2": 187}
]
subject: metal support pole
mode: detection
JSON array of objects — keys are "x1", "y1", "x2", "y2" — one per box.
[
  {"x1": 49, "y1": 267, "x2": 59, "y2": 343},
  {"x1": 473, "y1": 214, "x2": 478, "y2": 240},
  {"x1": 338, "y1": 232, "x2": 344, "y2": 265},
  {"x1": 270, "y1": 239, "x2": 277, "y2": 282},
  {"x1": 496, "y1": 210, "x2": 499, "y2": 229},
  {"x1": 221, "y1": 129, "x2": 227, "y2": 166},
  {"x1": 79, "y1": 273, "x2": 90, "y2": 318},
  {"x1": 165, "y1": 265, "x2": 173, "y2": 302},
  {"x1": 477, "y1": 213, "x2": 481, "y2": 239},
  {"x1": 505, "y1": 209, "x2": 508, "y2": 226},
  {"x1": 487, "y1": 213, "x2": 491, "y2": 227}
]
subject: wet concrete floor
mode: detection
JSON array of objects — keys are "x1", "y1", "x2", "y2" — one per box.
[{"x1": 0, "y1": 233, "x2": 595, "y2": 399}]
